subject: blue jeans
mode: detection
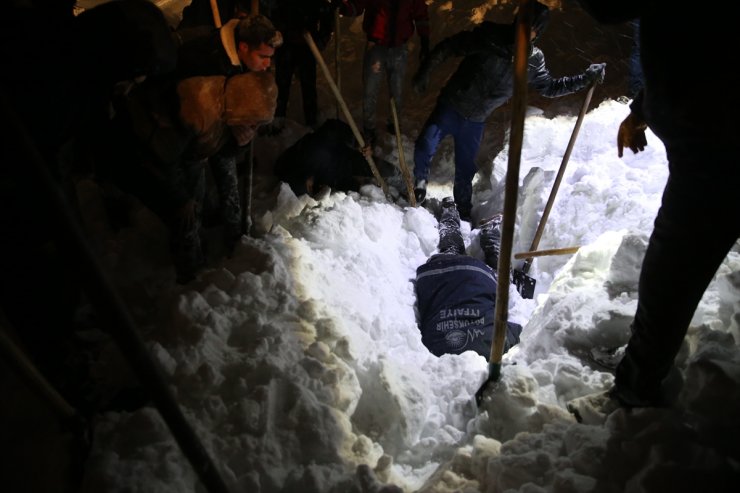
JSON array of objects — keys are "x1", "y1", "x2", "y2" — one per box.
[
  {"x1": 413, "y1": 102, "x2": 484, "y2": 217},
  {"x1": 362, "y1": 42, "x2": 408, "y2": 131}
]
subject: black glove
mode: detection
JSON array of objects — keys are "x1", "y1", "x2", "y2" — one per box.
[
  {"x1": 585, "y1": 63, "x2": 606, "y2": 85},
  {"x1": 419, "y1": 36, "x2": 430, "y2": 62}
]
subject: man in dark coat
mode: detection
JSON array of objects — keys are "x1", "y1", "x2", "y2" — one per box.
[
  {"x1": 568, "y1": 0, "x2": 740, "y2": 412},
  {"x1": 265, "y1": 0, "x2": 336, "y2": 130},
  {"x1": 411, "y1": 3, "x2": 605, "y2": 221},
  {"x1": 415, "y1": 200, "x2": 522, "y2": 358}
]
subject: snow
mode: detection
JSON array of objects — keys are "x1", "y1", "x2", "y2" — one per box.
[
  {"x1": 78, "y1": 95, "x2": 740, "y2": 492},
  {"x1": 75, "y1": 2, "x2": 740, "y2": 492}
]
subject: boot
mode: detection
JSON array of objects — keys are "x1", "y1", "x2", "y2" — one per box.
[
  {"x1": 414, "y1": 179, "x2": 427, "y2": 204},
  {"x1": 479, "y1": 214, "x2": 503, "y2": 268}
]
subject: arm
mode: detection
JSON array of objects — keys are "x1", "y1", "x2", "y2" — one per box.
[
  {"x1": 528, "y1": 48, "x2": 605, "y2": 98},
  {"x1": 412, "y1": 0, "x2": 430, "y2": 60},
  {"x1": 316, "y1": 0, "x2": 336, "y2": 50},
  {"x1": 413, "y1": 22, "x2": 513, "y2": 93}
]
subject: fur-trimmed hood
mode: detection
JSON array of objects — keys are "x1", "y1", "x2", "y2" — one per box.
[{"x1": 177, "y1": 71, "x2": 277, "y2": 157}]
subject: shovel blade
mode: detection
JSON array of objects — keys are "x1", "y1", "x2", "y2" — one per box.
[{"x1": 512, "y1": 269, "x2": 536, "y2": 299}]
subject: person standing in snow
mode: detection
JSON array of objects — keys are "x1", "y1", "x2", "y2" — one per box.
[
  {"x1": 336, "y1": 0, "x2": 431, "y2": 145},
  {"x1": 173, "y1": 13, "x2": 283, "y2": 255},
  {"x1": 568, "y1": 0, "x2": 740, "y2": 411},
  {"x1": 415, "y1": 199, "x2": 522, "y2": 358},
  {"x1": 263, "y1": 0, "x2": 337, "y2": 131},
  {"x1": 411, "y1": 2, "x2": 605, "y2": 221}
]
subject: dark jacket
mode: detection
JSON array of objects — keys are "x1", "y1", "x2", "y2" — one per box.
[
  {"x1": 174, "y1": 19, "x2": 244, "y2": 78},
  {"x1": 266, "y1": 0, "x2": 335, "y2": 48},
  {"x1": 339, "y1": 0, "x2": 430, "y2": 47},
  {"x1": 415, "y1": 254, "x2": 522, "y2": 358},
  {"x1": 274, "y1": 119, "x2": 371, "y2": 196},
  {"x1": 419, "y1": 21, "x2": 592, "y2": 122},
  {"x1": 577, "y1": 0, "x2": 738, "y2": 148}
]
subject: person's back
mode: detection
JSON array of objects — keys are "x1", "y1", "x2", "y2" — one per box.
[
  {"x1": 415, "y1": 202, "x2": 522, "y2": 358},
  {"x1": 274, "y1": 119, "x2": 368, "y2": 196}
]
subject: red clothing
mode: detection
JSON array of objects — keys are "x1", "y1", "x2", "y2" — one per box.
[{"x1": 341, "y1": 0, "x2": 430, "y2": 47}]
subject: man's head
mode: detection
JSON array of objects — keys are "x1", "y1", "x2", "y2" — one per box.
[{"x1": 235, "y1": 14, "x2": 283, "y2": 72}]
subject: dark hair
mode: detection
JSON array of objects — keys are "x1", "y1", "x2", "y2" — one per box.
[{"x1": 236, "y1": 14, "x2": 282, "y2": 49}]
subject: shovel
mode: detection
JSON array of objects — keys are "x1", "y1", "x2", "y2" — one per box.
[
  {"x1": 475, "y1": 0, "x2": 534, "y2": 407},
  {"x1": 513, "y1": 80, "x2": 596, "y2": 299}
]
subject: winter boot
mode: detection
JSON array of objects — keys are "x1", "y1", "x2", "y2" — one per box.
[
  {"x1": 479, "y1": 214, "x2": 503, "y2": 269},
  {"x1": 414, "y1": 179, "x2": 427, "y2": 204}
]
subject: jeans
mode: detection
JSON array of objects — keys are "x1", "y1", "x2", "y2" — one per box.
[
  {"x1": 362, "y1": 42, "x2": 408, "y2": 131},
  {"x1": 413, "y1": 102, "x2": 485, "y2": 217}
]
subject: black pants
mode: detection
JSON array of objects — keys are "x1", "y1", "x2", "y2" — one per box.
[
  {"x1": 615, "y1": 144, "x2": 740, "y2": 403},
  {"x1": 274, "y1": 42, "x2": 318, "y2": 127}
]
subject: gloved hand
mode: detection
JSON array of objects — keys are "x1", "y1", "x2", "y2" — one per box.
[
  {"x1": 412, "y1": 70, "x2": 430, "y2": 94},
  {"x1": 617, "y1": 111, "x2": 648, "y2": 158},
  {"x1": 585, "y1": 62, "x2": 606, "y2": 85},
  {"x1": 419, "y1": 36, "x2": 430, "y2": 62}
]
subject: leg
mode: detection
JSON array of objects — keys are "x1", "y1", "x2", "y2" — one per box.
[
  {"x1": 362, "y1": 43, "x2": 386, "y2": 135},
  {"x1": 413, "y1": 103, "x2": 455, "y2": 184},
  {"x1": 438, "y1": 199, "x2": 465, "y2": 255},
  {"x1": 615, "y1": 155, "x2": 740, "y2": 405},
  {"x1": 172, "y1": 159, "x2": 206, "y2": 284},
  {"x1": 209, "y1": 152, "x2": 242, "y2": 254},
  {"x1": 479, "y1": 214, "x2": 503, "y2": 269},
  {"x1": 274, "y1": 44, "x2": 297, "y2": 120},
  {"x1": 297, "y1": 46, "x2": 319, "y2": 128},
  {"x1": 452, "y1": 120, "x2": 485, "y2": 221},
  {"x1": 385, "y1": 44, "x2": 409, "y2": 128}
]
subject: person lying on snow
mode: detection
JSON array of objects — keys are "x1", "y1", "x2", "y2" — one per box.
[
  {"x1": 414, "y1": 198, "x2": 522, "y2": 358},
  {"x1": 273, "y1": 118, "x2": 400, "y2": 197}
]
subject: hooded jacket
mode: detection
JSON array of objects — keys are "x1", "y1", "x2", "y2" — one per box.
[
  {"x1": 418, "y1": 20, "x2": 592, "y2": 122},
  {"x1": 177, "y1": 71, "x2": 278, "y2": 159},
  {"x1": 415, "y1": 254, "x2": 522, "y2": 358}
]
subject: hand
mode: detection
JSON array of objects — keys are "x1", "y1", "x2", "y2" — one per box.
[
  {"x1": 419, "y1": 36, "x2": 430, "y2": 62},
  {"x1": 585, "y1": 62, "x2": 606, "y2": 85},
  {"x1": 359, "y1": 144, "x2": 372, "y2": 159},
  {"x1": 412, "y1": 70, "x2": 430, "y2": 94},
  {"x1": 617, "y1": 111, "x2": 648, "y2": 158}
]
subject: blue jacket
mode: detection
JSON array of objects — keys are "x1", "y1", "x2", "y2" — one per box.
[{"x1": 415, "y1": 254, "x2": 522, "y2": 358}]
